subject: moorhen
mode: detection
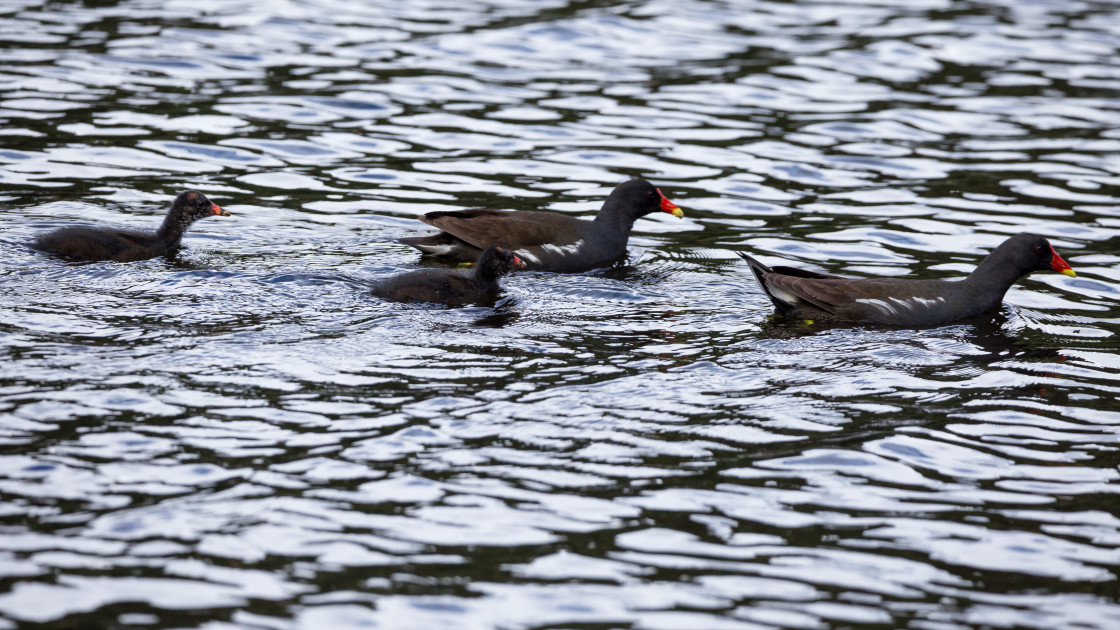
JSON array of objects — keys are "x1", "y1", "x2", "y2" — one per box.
[
  {"x1": 738, "y1": 232, "x2": 1076, "y2": 326},
  {"x1": 399, "y1": 179, "x2": 683, "y2": 272},
  {"x1": 371, "y1": 245, "x2": 524, "y2": 306},
  {"x1": 32, "y1": 190, "x2": 229, "y2": 262}
]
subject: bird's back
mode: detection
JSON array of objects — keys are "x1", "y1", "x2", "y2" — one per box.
[
  {"x1": 33, "y1": 226, "x2": 162, "y2": 262},
  {"x1": 371, "y1": 268, "x2": 494, "y2": 306}
]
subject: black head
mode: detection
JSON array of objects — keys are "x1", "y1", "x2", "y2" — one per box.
[
  {"x1": 171, "y1": 190, "x2": 227, "y2": 221},
  {"x1": 160, "y1": 190, "x2": 229, "y2": 240},
  {"x1": 1000, "y1": 232, "x2": 1076, "y2": 276},
  {"x1": 603, "y1": 179, "x2": 683, "y2": 220},
  {"x1": 474, "y1": 246, "x2": 524, "y2": 280}
]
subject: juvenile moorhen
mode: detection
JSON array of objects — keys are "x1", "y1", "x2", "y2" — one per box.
[
  {"x1": 32, "y1": 190, "x2": 229, "y2": 262},
  {"x1": 399, "y1": 179, "x2": 683, "y2": 273},
  {"x1": 372, "y1": 245, "x2": 524, "y2": 306},
  {"x1": 738, "y1": 232, "x2": 1076, "y2": 326}
]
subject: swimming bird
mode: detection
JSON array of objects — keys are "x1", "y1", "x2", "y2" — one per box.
[
  {"x1": 371, "y1": 245, "x2": 524, "y2": 306},
  {"x1": 32, "y1": 190, "x2": 229, "y2": 262},
  {"x1": 738, "y1": 232, "x2": 1076, "y2": 326},
  {"x1": 398, "y1": 179, "x2": 682, "y2": 273}
]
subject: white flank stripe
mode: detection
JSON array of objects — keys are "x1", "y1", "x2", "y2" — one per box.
[
  {"x1": 911, "y1": 296, "x2": 945, "y2": 307},
  {"x1": 540, "y1": 241, "x2": 584, "y2": 256},
  {"x1": 856, "y1": 298, "x2": 899, "y2": 316}
]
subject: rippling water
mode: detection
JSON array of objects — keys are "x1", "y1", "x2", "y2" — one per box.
[{"x1": 2, "y1": 0, "x2": 1119, "y2": 628}]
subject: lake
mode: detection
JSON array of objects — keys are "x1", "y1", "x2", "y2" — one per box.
[{"x1": 1, "y1": 0, "x2": 1118, "y2": 628}]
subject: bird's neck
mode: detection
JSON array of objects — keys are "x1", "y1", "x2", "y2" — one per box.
[
  {"x1": 964, "y1": 249, "x2": 1027, "y2": 302},
  {"x1": 473, "y1": 262, "x2": 504, "y2": 284},
  {"x1": 156, "y1": 213, "x2": 188, "y2": 244},
  {"x1": 593, "y1": 199, "x2": 637, "y2": 234}
]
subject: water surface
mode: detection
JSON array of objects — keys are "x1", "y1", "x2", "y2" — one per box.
[{"x1": 1, "y1": 1, "x2": 1119, "y2": 628}]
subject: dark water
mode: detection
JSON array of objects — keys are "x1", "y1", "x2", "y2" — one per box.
[{"x1": 2, "y1": 1, "x2": 1120, "y2": 628}]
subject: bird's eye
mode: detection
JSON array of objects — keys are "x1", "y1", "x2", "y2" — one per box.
[{"x1": 1034, "y1": 244, "x2": 1045, "y2": 254}]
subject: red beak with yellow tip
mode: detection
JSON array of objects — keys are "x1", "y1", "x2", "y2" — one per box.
[
  {"x1": 658, "y1": 188, "x2": 683, "y2": 218},
  {"x1": 1050, "y1": 244, "x2": 1075, "y2": 277}
]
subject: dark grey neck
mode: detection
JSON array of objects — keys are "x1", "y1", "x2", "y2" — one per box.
[
  {"x1": 592, "y1": 199, "x2": 636, "y2": 228},
  {"x1": 155, "y1": 212, "x2": 190, "y2": 245},
  {"x1": 471, "y1": 266, "x2": 492, "y2": 283},
  {"x1": 964, "y1": 248, "x2": 1032, "y2": 304},
  {"x1": 592, "y1": 201, "x2": 640, "y2": 250},
  {"x1": 472, "y1": 263, "x2": 503, "y2": 285}
]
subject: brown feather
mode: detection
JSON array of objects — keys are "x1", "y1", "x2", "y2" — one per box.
[{"x1": 421, "y1": 210, "x2": 584, "y2": 250}]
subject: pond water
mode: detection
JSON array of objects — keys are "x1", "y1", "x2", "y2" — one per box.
[{"x1": 1, "y1": 0, "x2": 1119, "y2": 628}]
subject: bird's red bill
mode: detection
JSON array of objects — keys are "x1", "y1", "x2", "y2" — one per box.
[
  {"x1": 1050, "y1": 245, "x2": 1075, "y2": 277},
  {"x1": 212, "y1": 203, "x2": 230, "y2": 216},
  {"x1": 513, "y1": 255, "x2": 526, "y2": 269},
  {"x1": 658, "y1": 189, "x2": 684, "y2": 218}
]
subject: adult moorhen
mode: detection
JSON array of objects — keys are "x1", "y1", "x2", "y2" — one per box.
[
  {"x1": 32, "y1": 190, "x2": 230, "y2": 262},
  {"x1": 399, "y1": 179, "x2": 683, "y2": 273},
  {"x1": 371, "y1": 245, "x2": 524, "y2": 306},
  {"x1": 738, "y1": 232, "x2": 1076, "y2": 326}
]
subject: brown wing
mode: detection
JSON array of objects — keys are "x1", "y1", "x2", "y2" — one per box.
[
  {"x1": 765, "y1": 274, "x2": 966, "y2": 324},
  {"x1": 420, "y1": 209, "x2": 585, "y2": 250},
  {"x1": 763, "y1": 274, "x2": 860, "y2": 315},
  {"x1": 739, "y1": 252, "x2": 851, "y2": 315}
]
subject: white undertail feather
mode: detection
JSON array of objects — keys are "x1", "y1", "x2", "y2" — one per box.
[
  {"x1": 768, "y1": 284, "x2": 805, "y2": 307},
  {"x1": 413, "y1": 243, "x2": 456, "y2": 256}
]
